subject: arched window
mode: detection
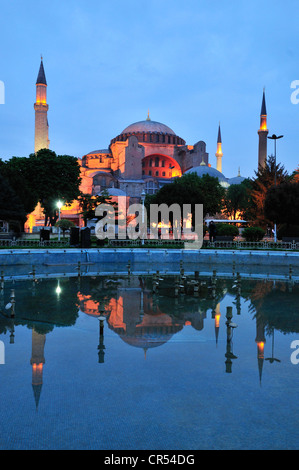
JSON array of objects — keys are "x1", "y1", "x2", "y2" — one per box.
[{"x1": 155, "y1": 157, "x2": 159, "y2": 167}]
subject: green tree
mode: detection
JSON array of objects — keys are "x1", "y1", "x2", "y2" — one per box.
[
  {"x1": 78, "y1": 190, "x2": 116, "y2": 227},
  {"x1": 247, "y1": 155, "x2": 289, "y2": 227},
  {"x1": 26, "y1": 149, "x2": 82, "y2": 226},
  {"x1": 0, "y1": 157, "x2": 39, "y2": 229},
  {"x1": 55, "y1": 219, "x2": 75, "y2": 238},
  {"x1": 223, "y1": 179, "x2": 252, "y2": 220},
  {"x1": 0, "y1": 173, "x2": 27, "y2": 229},
  {"x1": 148, "y1": 173, "x2": 225, "y2": 224},
  {"x1": 264, "y1": 181, "x2": 299, "y2": 227}
]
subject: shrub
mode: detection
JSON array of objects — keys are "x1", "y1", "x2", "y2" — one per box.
[
  {"x1": 55, "y1": 219, "x2": 75, "y2": 238},
  {"x1": 215, "y1": 223, "x2": 239, "y2": 237},
  {"x1": 242, "y1": 227, "x2": 265, "y2": 242}
]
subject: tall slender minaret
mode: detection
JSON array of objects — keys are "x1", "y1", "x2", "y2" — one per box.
[
  {"x1": 34, "y1": 57, "x2": 50, "y2": 153},
  {"x1": 258, "y1": 89, "x2": 268, "y2": 169},
  {"x1": 215, "y1": 123, "x2": 223, "y2": 173},
  {"x1": 30, "y1": 330, "x2": 46, "y2": 410}
]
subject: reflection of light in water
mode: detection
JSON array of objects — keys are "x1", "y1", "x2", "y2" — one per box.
[{"x1": 56, "y1": 282, "x2": 62, "y2": 296}]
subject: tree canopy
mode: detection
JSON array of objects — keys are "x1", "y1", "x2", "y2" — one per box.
[
  {"x1": 264, "y1": 181, "x2": 299, "y2": 226},
  {"x1": 246, "y1": 155, "x2": 289, "y2": 227},
  {"x1": 223, "y1": 179, "x2": 252, "y2": 220},
  {"x1": 146, "y1": 173, "x2": 225, "y2": 224},
  {"x1": 0, "y1": 172, "x2": 27, "y2": 227},
  {"x1": 27, "y1": 149, "x2": 81, "y2": 225}
]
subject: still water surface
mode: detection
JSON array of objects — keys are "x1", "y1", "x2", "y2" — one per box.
[{"x1": 0, "y1": 273, "x2": 298, "y2": 450}]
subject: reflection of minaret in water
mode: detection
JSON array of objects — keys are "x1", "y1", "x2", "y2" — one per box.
[
  {"x1": 225, "y1": 307, "x2": 238, "y2": 373},
  {"x1": 98, "y1": 316, "x2": 106, "y2": 364},
  {"x1": 234, "y1": 273, "x2": 242, "y2": 315},
  {"x1": 30, "y1": 330, "x2": 46, "y2": 410},
  {"x1": 214, "y1": 303, "x2": 221, "y2": 346},
  {"x1": 255, "y1": 312, "x2": 266, "y2": 385}
]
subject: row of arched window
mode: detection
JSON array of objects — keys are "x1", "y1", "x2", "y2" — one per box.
[{"x1": 111, "y1": 133, "x2": 185, "y2": 145}]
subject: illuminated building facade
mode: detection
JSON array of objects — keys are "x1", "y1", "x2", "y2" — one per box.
[{"x1": 28, "y1": 59, "x2": 252, "y2": 230}]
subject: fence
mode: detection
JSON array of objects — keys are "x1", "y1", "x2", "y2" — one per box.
[
  {"x1": 204, "y1": 240, "x2": 299, "y2": 250},
  {"x1": 0, "y1": 238, "x2": 299, "y2": 250},
  {"x1": 0, "y1": 239, "x2": 69, "y2": 248}
]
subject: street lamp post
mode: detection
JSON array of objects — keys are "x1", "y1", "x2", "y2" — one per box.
[
  {"x1": 267, "y1": 134, "x2": 283, "y2": 243},
  {"x1": 57, "y1": 201, "x2": 63, "y2": 242}
]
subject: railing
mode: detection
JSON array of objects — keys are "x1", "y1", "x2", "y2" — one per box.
[
  {"x1": 204, "y1": 240, "x2": 299, "y2": 250},
  {"x1": 108, "y1": 239, "x2": 185, "y2": 248},
  {"x1": 0, "y1": 239, "x2": 69, "y2": 248},
  {"x1": 0, "y1": 238, "x2": 299, "y2": 251}
]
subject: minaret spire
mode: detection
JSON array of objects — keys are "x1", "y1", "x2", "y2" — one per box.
[
  {"x1": 30, "y1": 330, "x2": 46, "y2": 411},
  {"x1": 258, "y1": 88, "x2": 268, "y2": 169},
  {"x1": 34, "y1": 57, "x2": 50, "y2": 153},
  {"x1": 215, "y1": 122, "x2": 223, "y2": 173}
]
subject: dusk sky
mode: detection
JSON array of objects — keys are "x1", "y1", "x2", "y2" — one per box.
[{"x1": 0, "y1": 0, "x2": 298, "y2": 178}]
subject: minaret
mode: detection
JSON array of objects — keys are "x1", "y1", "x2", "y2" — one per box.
[
  {"x1": 255, "y1": 312, "x2": 266, "y2": 386},
  {"x1": 258, "y1": 89, "x2": 268, "y2": 169},
  {"x1": 34, "y1": 57, "x2": 50, "y2": 153},
  {"x1": 215, "y1": 123, "x2": 223, "y2": 173},
  {"x1": 30, "y1": 330, "x2": 46, "y2": 410}
]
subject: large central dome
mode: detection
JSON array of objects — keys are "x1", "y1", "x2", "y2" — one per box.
[
  {"x1": 111, "y1": 116, "x2": 185, "y2": 146},
  {"x1": 121, "y1": 120, "x2": 176, "y2": 136}
]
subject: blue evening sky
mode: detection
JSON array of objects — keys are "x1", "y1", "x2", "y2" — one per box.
[{"x1": 0, "y1": 0, "x2": 298, "y2": 178}]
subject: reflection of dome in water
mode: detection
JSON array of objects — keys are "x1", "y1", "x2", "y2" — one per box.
[
  {"x1": 111, "y1": 323, "x2": 183, "y2": 350},
  {"x1": 120, "y1": 333, "x2": 174, "y2": 349}
]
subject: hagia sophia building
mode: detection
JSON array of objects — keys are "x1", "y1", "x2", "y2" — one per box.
[{"x1": 26, "y1": 59, "x2": 268, "y2": 231}]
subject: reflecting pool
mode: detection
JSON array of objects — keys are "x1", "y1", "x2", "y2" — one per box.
[{"x1": 0, "y1": 272, "x2": 298, "y2": 450}]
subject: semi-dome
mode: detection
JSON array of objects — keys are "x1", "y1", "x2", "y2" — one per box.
[
  {"x1": 228, "y1": 175, "x2": 246, "y2": 185},
  {"x1": 228, "y1": 170, "x2": 246, "y2": 185},
  {"x1": 185, "y1": 164, "x2": 229, "y2": 188},
  {"x1": 99, "y1": 187, "x2": 126, "y2": 197}
]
